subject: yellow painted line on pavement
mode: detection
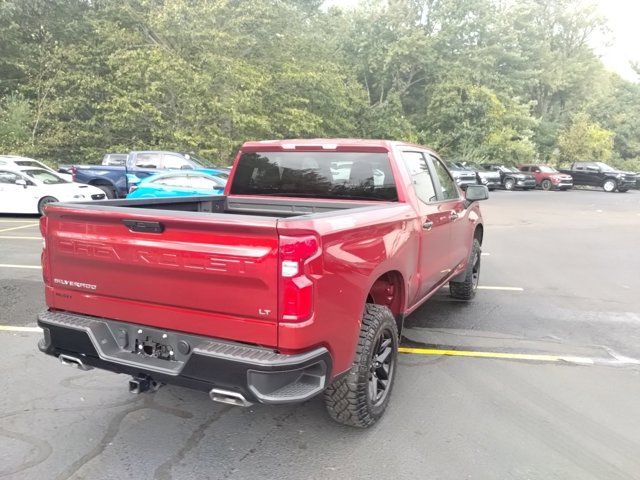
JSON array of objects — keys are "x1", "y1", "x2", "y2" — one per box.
[
  {"x1": 398, "y1": 346, "x2": 593, "y2": 364},
  {"x1": 477, "y1": 286, "x2": 524, "y2": 292},
  {"x1": 0, "y1": 219, "x2": 38, "y2": 223},
  {"x1": 0, "y1": 325, "x2": 42, "y2": 333},
  {"x1": 0, "y1": 264, "x2": 42, "y2": 269},
  {"x1": 0, "y1": 236, "x2": 41, "y2": 240},
  {"x1": 0, "y1": 223, "x2": 38, "y2": 234}
]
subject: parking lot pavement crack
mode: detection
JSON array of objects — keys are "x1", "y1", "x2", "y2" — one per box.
[
  {"x1": 220, "y1": 408, "x2": 299, "y2": 480},
  {"x1": 0, "y1": 426, "x2": 53, "y2": 478},
  {"x1": 153, "y1": 405, "x2": 233, "y2": 480},
  {"x1": 53, "y1": 399, "x2": 148, "y2": 480}
]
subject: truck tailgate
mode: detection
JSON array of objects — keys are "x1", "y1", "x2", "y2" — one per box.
[{"x1": 42, "y1": 206, "x2": 279, "y2": 346}]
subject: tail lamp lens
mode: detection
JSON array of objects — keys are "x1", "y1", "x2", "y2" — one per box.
[{"x1": 279, "y1": 235, "x2": 319, "y2": 322}]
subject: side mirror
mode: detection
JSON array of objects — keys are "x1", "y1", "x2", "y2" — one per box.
[
  {"x1": 465, "y1": 185, "x2": 489, "y2": 202},
  {"x1": 15, "y1": 179, "x2": 27, "y2": 188}
]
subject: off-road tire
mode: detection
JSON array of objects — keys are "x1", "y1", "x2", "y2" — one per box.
[
  {"x1": 603, "y1": 179, "x2": 617, "y2": 193},
  {"x1": 504, "y1": 178, "x2": 515, "y2": 190},
  {"x1": 324, "y1": 304, "x2": 398, "y2": 428},
  {"x1": 449, "y1": 239, "x2": 481, "y2": 301},
  {"x1": 541, "y1": 179, "x2": 552, "y2": 191},
  {"x1": 38, "y1": 196, "x2": 58, "y2": 215}
]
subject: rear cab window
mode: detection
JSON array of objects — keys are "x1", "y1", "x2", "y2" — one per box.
[{"x1": 230, "y1": 151, "x2": 398, "y2": 201}]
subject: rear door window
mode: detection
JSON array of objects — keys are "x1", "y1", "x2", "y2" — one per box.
[
  {"x1": 134, "y1": 153, "x2": 162, "y2": 169},
  {"x1": 162, "y1": 154, "x2": 191, "y2": 170}
]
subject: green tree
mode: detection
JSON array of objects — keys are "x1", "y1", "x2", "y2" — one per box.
[{"x1": 557, "y1": 112, "x2": 614, "y2": 164}]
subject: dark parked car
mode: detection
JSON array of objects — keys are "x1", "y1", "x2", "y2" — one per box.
[
  {"x1": 480, "y1": 164, "x2": 536, "y2": 190},
  {"x1": 558, "y1": 162, "x2": 636, "y2": 193}
]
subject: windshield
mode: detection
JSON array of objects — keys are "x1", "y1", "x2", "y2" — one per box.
[
  {"x1": 230, "y1": 151, "x2": 398, "y2": 201},
  {"x1": 595, "y1": 162, "x2": 616, "y2": 172},
  {"x1": 184, "y1": 154, "x2": 210, "y2": 167},
  {"x1": 15, "y1": 160, "x2": 48, "y2": 169},
  {"x1": 23, "y1": 169, "x2": 67, "y2": 184},
  {"x1": 539, "y1": 166, "x2": 557, "y2": 173}
]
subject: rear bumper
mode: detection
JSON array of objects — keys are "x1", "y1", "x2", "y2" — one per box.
[{"x1": 37, "y1": 310, "x2": 331, "y2": 405}]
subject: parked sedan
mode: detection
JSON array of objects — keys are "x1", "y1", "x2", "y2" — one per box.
[
  {"x1": 480, "y1": 164, "x2": 536, "y2": 190},
  {"x1": 0, "y1": 167, "x2": 106, "y2": 215},
  {"x1": 0, "y1": 155, "x2": 73, "y2": 182},
  {"x1": 518, "y1": 164, "x2": 573, "y2": 190},
  {"x1": 126, "y1": 171, "x2": 226, "y2": 199}
]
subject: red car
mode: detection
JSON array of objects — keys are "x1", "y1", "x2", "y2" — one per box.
[
  {"x1": 37, "y1": 139, "x2": 488, "y2": 427},
  {"x1": 518, "y1": 164, "x2": 573, "y2": 190}
]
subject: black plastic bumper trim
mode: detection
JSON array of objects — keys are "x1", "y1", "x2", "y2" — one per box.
[{"x1": 37, "y1": 310, "x2": 332, "y2": 404}]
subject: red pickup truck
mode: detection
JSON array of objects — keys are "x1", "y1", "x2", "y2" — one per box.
[{"x1": 37, "y1": 139, "x2": 488, "y2": 427}]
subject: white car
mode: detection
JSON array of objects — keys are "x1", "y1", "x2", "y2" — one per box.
[
  {"x1": 0, "y1": 155, "x2": 73, "y2": 182},
  {"x1": 0, "y1": 167, "x2": 106, "y2": 215}
]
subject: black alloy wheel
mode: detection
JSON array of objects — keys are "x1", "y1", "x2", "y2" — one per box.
[{"x1": 368, "y1": 328, "x2": 395, "y2": 407}]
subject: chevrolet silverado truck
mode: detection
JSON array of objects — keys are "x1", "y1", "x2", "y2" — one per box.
[
  {"x1": 37, "y1": 139, "x2": 488, "y2": 428},
  {"x1": 71, "y1": 151, "x2": 224, "y2": 199},
  {"x1": 559, "y1": 162, "x2": 636, "y2": 192}
]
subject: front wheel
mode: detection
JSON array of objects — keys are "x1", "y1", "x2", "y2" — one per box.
[
  {"x1": 38, "y1": 196, "x2": 58, "y2": 215},
  {"x1": 449, "y1": 239, "x2": 481, "y2": 300},
  {"x1": 541, "y1": 179, "x2": 552, "y2": 191},
  {"x1": 324, "y1": 304, "x2": 398, "y2": 428},
  {"x1": 504, "y1": 178, "x2": 515, "y2": 190},
  {"x1": 603, "y1": 179, "x2": 617, "y2": 192}
]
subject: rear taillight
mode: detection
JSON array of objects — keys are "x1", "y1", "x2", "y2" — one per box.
[
  {"x1": 71, "y1": 166, "x2": 77, "y2": 182},
  {"x1": 39, "y1": 216, "x2": 49, "y2": 284},
  {"x1": 279, "y1": 235, "x2": 320, "y2": 322}
]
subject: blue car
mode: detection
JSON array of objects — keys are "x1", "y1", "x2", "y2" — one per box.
[{"x1": 126, "y1": 171, "x2": 226, "y2": 199}]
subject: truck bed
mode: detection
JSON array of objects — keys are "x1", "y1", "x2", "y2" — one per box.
[{"x1": 68, "y1": 195, "x2": 379, "y2": 218}]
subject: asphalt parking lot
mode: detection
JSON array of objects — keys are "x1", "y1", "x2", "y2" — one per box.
[{"x1": 1, "y1": 189, "x2": 640, "y2": 480}]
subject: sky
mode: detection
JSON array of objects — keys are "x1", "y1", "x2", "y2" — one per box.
[
  {"x1": 592, "y1": 0, "x2": 640, "y2": 82},
  {"x1": 324, "y1": 0, "x2": 640, "y2": 83}
]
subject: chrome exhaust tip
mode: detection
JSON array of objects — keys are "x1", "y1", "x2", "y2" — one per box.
[
  {"x1": 59, "y1": 354, "x2": 93, "y2": 371},
  {"x1": 209, "y1": 388, "x2": 253, "y2": 407}
]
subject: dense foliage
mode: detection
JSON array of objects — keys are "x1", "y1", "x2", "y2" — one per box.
[{"x1": 0, "y1": 0, "x2": 638, "y2": 169}]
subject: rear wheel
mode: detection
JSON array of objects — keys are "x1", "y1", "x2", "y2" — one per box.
[
  {"x1": 95, "y1": 184, "x2": 116, "y2": 199},
  {"x1": 38, "y1": 196, "x2": 58, "y2": 215},
  {"x1": 504, "y1": 178, "x2": 515, "y2": 190},
  {"x1": 449, "y1": 239, "x2": 481, "y2": 300},
  {"x1": 603, "y1": 179, "x2": 617, "y2": 192},
  {"x1": 324, "y1": 304, "x2": 398, "y2": 428},
  {"x1": 541, "y1": 179, "x2": 552, "y2": 191}
]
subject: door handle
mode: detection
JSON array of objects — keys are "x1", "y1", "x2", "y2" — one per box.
[
  {"x1": 422, "y1": 220, "x2": 434, "y2": 230},
  {"x1": 450, "y1": 211, "x2": 459, "y2": 221}
]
